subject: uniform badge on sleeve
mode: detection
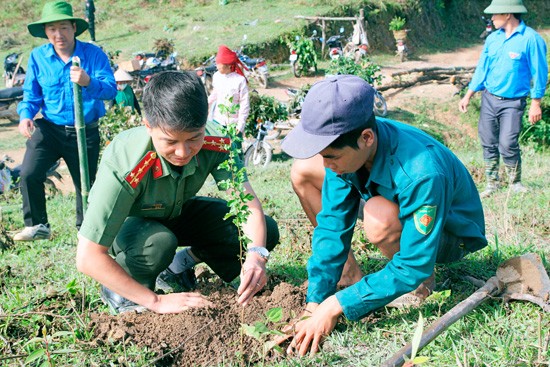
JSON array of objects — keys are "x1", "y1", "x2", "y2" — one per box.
[{"x1": 413, "y1": 205, "x2": 437, "y2": 235}]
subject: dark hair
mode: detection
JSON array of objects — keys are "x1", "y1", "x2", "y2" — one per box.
[
  {"x1": 512, "y1": 13, "x2": 522, "y2": 21},
  {"x1": 329, "y1": 113, "x2": 377, "y2": 150},
  {"x1": 142, "y1": 71, "x2": 208, "y2": 132}
]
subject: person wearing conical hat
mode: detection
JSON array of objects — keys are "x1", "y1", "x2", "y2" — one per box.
[
  {"x1": 113, "y1": 68, "x2": 141, "y2": 115},
  {"x1": 14, "y1": 1, "x2": 116, "y2": 241},
  {"x1": 459, "y1": 0, "x2": 548, "y2": 198},
  {"x1": 208, "y1": 45, "x2": 250, "y2": 136}
]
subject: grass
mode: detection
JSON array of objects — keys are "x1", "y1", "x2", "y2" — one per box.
[{"x1": 1, "y1": 86, "x2": 549, "y2": 365}]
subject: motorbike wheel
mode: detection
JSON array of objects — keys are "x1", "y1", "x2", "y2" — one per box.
[
  {"x1": 373, "y1": 91, "x2": 388, "y2": 117},
  {"x1": 244, "y1": 141, "x2": 272, "y2": 167},
  {"x1": 292, "y1": 62, "x2": 301, "y2": 78}
]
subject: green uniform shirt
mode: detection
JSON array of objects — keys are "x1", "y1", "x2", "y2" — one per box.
[{"x1": 79, "y1": 124, "x2": 239, "y2": 247}]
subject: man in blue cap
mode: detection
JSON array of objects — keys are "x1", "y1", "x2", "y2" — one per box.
[
  {"x1": 459, "y1": 0, "x2": 547, "y2": 198},
  {"x1": 278, "y1": 75, "x2": 487, "y2": 356}
]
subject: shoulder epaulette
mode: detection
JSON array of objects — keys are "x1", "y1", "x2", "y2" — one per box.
[
  {"x1": 202, "y1": 136, "x2": 231, "y2": 153},
  {"x1": 125, "y1": 151, "x2": 162, "y2": 188}
]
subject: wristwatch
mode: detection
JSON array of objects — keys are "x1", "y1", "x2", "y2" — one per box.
[{"x1": 247, "y1": 247, "x2": 270, "y2": 262}]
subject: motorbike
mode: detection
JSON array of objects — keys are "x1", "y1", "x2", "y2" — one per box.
[
  {"x1": 128, "y1": 51, "x2": 179, "y2": 95},
  {"x1": 326, "y1": 27, "x2": 346, "y2": 60},
  {"x1": 243, "y1": 119, "x2": 274, "y2": 168},
  {"x1": 0, "y1": 86, "x2": 23, "y2": 123},
  {"x1": 480, "y1": 16, "x2": 493, "y2": 40},
  {"x1": 3, "y1": 53, "x2": 26, "y2": 88},
  {"x1": 237, "y1": 35, "x2": 269, "y2": 89},
  {"x1": 195, "y1": 54, "x2": 216, "y2": 95},
  {"x1": 372, "y1": 88, "x2": 388, "y2": 117},
  {"x1": 0, "y1": 155, "x2": 62, "y2": 195}
]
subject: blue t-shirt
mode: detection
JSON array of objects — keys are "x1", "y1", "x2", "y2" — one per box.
[
  {"x1": 18, "y1": 40, "x2": 116, "y2": 125},
  {"x1": 307, "y1": 118, "x2": 487, "y2": 321}
]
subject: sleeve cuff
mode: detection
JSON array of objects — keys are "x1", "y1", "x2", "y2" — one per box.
[{"x1": 335, "y1": 285, "x2": 368, "y2": 321}]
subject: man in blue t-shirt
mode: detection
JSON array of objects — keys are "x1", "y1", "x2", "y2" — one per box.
[
  {"x1": 459, "y1": 0, "x2": 547, "y2": 198},
  {"x1": 278, "y1": 75, "x2": 487, "y2": 356},
  {"x1": 15, "y1": 1, "x2": 116, "y2": 241}
]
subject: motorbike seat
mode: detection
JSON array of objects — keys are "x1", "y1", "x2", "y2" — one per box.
[{"x1": 0, "y1": 86, "x2": 23, "y2": 101}]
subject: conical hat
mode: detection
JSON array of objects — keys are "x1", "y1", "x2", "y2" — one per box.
[{"x1": 114, "y1": 69, "x2": 133, "y2": 82}]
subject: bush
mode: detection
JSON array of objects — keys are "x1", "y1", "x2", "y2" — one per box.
[
  {"x1": 326, "y1": 56, "x2": 383, "y2": 86},
  {"x1": 99, "y1": 105, "x2": 142, "y2": 154},
  {"x1": 245, "y1": 91, "x2": 288, "y2": 137}
]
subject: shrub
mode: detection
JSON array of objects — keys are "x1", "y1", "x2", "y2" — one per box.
[
  {"x1": 326, "y1": 55, "x2": 383, "y2": 86},
  {"x1": 99, "y1": 105, "x2": 142, "y2": 154},
  {"x1": 245, "y1": 92, "x2": 288, "y2": 137}
]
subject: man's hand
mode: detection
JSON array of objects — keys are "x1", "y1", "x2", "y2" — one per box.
[
  {"x1": 528, "y1": 98, "x2": 542, "y2": 124},
  {"x1": 237, "y1": 251, "x2": 267, "y2": 305},
  {"x1": 458, "y1": 90, "x2": 475, "y2": 113},
  {"x1": 18, "y1": 118, "x2": 35, "y2": 138},
  {"x1": 275, "y1": 297, "x2": 343, "y2": 356},
  {"x1": 147, "y1": 292, "x2": 213, "y2": 314},
  {"x1": 70, "y1": 65, "x2": 91, "y2": 87}
]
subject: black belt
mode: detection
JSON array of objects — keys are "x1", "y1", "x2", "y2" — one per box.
[
  {"x1": 487, "y1": 91, "x2": 521, "y2": 101},
  {"x1": 61, "y1": 120, "x2": 99, "y2": 131}
]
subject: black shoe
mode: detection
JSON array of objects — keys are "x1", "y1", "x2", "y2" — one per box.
[
  {"x1": 100, "y1": 286, "x2": 147, "y2": 315},
  {"x1": 157, "y1": 268, "x2": 197, "y2": 291}
]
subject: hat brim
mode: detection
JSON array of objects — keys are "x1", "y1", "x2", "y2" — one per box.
[
  {"x1": 28, "y1": 17, "x2": 88, "y2": 39},
  {"x1": 281, "y1": 122, "x2": 340, "y2": 159},
  {"x1": 484, "y1": 5, "x2": 528, "y2": 14}
]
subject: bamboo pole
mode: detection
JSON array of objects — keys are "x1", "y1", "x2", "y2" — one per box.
[{"x1": 72, "y1": 56, "x2": 90, "y2": 214}]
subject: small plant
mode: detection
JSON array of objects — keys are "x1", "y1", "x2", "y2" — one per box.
[
  {"x1": 389, "y1": 16, "x2": 406, "y2": 31},
  {"x1": 24, "y1": 327, "x2": 75, "y2": 367},
  {"x1": 98, "y1": 105, "x2": 142, "y2": 150},
  {"x1": 403, "y1": 312, "x2": 430, "y2": 367},
  {"x1": 241, "y1": 307, "x2": 285, "y2": 359},
  {"x1": 286, "y1": 34, "x2": 318, "y2": 76}
]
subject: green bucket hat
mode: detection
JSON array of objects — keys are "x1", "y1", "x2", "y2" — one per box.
[
  {"x1": 27, "y1": 1, "x2": 89, "y2": 39},
  {"x1": 484, "y1": 0, "x2": 528, "y2": 14}
]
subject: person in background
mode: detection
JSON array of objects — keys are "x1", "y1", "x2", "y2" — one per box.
[
  {"x1": 84, "y1": 0, "x2": 96, "y2": 42},
  {"x1": 112, "y1": 68, "x2": 141, "y2": 115},
  {"x1": 278, "y1": 75, "x2": 487, "y2": 356},
  {"x1": 208, "y1": 45, "x2": 250, "y2": 141},
  {"x1": 458, "y1": 0, "x2": 547, "y2": 198},
  {"x1": 14, "y1": 1, "x2": 116, "y2": 241},
  {"x1": 76, "y1": 71, "x2": 279, "y2": 314}
]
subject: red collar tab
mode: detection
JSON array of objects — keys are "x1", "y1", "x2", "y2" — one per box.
[
  {"x1": 125, "y1": 151, "x2": 161, "y2": 188},
  {"x1": 202, "y1": 136, "x2": 231, "y2": 153}
]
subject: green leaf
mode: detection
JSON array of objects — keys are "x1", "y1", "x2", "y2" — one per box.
[
  {"x1": 410, "y1": 312, "x2": 425, "y2": 360},
  {"x1": 266, "y1": 307, "x2": 283, "y2": 323},
  {"x1": 413, "y1": 356, "x2": 430, "y2": 364},
  {"x1": 52, "y1": 331, "x2": 73, "y2": 338},
  {"x1": 241, "y1": 324, "x2": 261, "y2": 339},
  {"x1": 25, "y1": 348, "x2": 46, "y2": 363},
  {"x1": 254, "y1": 321, "x2": 270, "y2": 334}
]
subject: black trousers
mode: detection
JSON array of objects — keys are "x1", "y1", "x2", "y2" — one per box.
[
  {"x1": 111, "y1": 197, "x2": 280, "y2": 289},
  {"x1": 19, "y1": 118, "x2": 100, "y2": 228}
]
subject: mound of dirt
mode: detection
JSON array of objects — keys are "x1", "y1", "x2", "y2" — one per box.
[{"x1": 90, "y1": 278, "x2": 306, "y2": 366}]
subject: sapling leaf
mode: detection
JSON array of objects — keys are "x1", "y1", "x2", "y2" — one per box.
[
  {"x1": 52, "y1": 331, "x2": 73, "y2": 338},
  {"x1": 266, "y1": 307, "x2": 283, "y2": 323},
  {"x1": 413, "y1": 356, "x2": 430, "y2": 364},
  {"x1": 427, "y1": 289, "x2": 451, "y2": 302},
  {"x1": 254, "y1": 321, "x2": 270, "y2": 334},
  {"x1": 25, "y1": 348, "x2": 45, "y2": 363},
  {"x1": 241, "y1": 324, "x2": 261, "y2": 339}
]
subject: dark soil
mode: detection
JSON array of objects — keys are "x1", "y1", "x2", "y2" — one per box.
[{"x1": 90, "y1": 274, "x2": 306, "y2": 367}]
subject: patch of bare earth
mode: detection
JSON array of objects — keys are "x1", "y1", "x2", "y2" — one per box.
[{"x1": 90, "y1": 276, "x2": 306, "y2": 367}]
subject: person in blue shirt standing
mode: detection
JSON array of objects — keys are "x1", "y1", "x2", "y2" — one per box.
[
  {"x1": 14, "y1": 1, "x2": 116, "y2": 241},
  {"x1": 459, "y1": 0, "x2": 548, "y2": 198},
  {"x1": 277, "y1": 75, "x2": 487, "y2": 356}
]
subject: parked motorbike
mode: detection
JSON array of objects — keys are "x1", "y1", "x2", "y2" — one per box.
[
  {"x1": 0, "y1": 155, "x2": 62, "y2": 195},
  {"x1": 289, "y1": 31, "x2": 320, "y2": 78},
  {"x1": 237, "y1": 35, "x2": 269, "y2": 89},
  {"x1": 3, "y1": 53, "x2": 26, "y2": 88},
  {"x1": 195, "y1": 55, "x2": 216, "y2": 95},
  {"x1": 244, "y1": 120, "x2": 274, "y2": 167},
  {"x1": 129, "y1": 51, "x2": 179, "y2": 95},
  {"x1": 479, "y1": 16, "x2": 493, "y2": 40},
  {"x1": 343, "y1": 42, "x2": 369, "y2": 64},
  {"x1": 326, "y1": 27, "x2": 346, "y2": 60},
  {"x1": 0, "y1": 86, "x2": 23, "y2": 123}
]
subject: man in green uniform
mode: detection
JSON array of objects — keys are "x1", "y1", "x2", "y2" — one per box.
[{"x1": 77, "y1": 71, "x2": 279, "y2": 314}]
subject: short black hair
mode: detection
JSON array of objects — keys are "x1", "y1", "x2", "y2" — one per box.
[
  {"x1": 512, "y1": 13, "x2": 522, "y2": 21},
  {"x1": 142, "y1": 71, "x2": 208, "y2": 132},
  {"x1": 329, "y1": 113, "x2": 377, "y2": 150}
]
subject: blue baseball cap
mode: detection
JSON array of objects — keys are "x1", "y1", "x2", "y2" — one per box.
[{"x1": 281, "y1": 75, "x2": 374, "y2": 159}]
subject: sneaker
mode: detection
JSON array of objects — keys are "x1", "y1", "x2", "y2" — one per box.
[
  {"x1": 511, "y1": 182, "x2": 528, "y2": 194},
  {"x1": 157, "y1": 268, "x2": 197, "y2": 291},
  {"x1": 386, "y1": 274, "x2": 436, "y2": 309},
  {"x1": 100, "y1": 286, "x2": 147, "y2": 315},
  {"x1": 13, "y1": 224, "x2": 51, "y2": 241}
]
